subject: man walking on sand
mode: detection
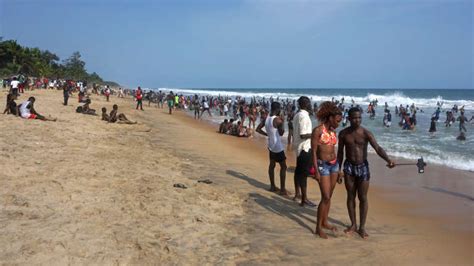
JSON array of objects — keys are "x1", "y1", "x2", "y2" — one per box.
[
  {"x1": 337, "y1": 107, "x2": 395, "y2": 239},
  {"x1": 256, "y1": 101, "x2": 289, "y2": 195}
]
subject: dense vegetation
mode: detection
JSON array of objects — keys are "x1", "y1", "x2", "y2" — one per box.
[{"x1": 0, "y1": 39, "x2": 119, "y2": 86}]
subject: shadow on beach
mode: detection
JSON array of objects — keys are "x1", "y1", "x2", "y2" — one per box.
[
  {"x1": 423, "y1": 186, "x2": 474, "y2": 202},
  {"x1": 226, "y1": 169, "x2": 345, "y2": 233}
]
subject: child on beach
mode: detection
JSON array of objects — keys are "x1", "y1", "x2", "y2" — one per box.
[
  {"x1": 101, "y1": 107, "x2": 109, "y2": 121},
  {"x1": 108, "y1": 104, "x2": 137, "y2": 124},
  {"x1": 3, "y1": 93, "x2": 18, "y2": 115},
  {"x1": 76, "y1": 99, "x2": 97, "y2": 115}
]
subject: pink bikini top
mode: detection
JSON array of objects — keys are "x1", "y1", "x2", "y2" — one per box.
[{"x1": 319, "y1": 125, "x2": 337, "y2": 146}]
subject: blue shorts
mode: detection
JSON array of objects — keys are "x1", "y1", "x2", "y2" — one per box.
[
  {"x1": 317, "y1": 160, "x2": 339, "y2": 176},
  {"x1": 343, "y1": 160, "x2": 371, "y2": 181}
]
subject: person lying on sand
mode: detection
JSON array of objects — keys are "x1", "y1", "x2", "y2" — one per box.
[
  {"x1": 337, "y1": 107, "x2": 395, "y2": 239},
  {"x1": 108, "y1": 104, "x2": 137, "y2": 124},
  {"x1": 3, "y1": 93, "x2": 18, "y2": 115},
  {"x1": 19, "y1": 97, "x2": 56, "y2": 121}
]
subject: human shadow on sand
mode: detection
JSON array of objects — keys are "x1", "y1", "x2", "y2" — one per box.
[
  {"x1": 226, "y1": 169, "x2": 345, "y2": 233},
  {"x1": 423, "y1": 186, "x2": 474, "y2": 202}
]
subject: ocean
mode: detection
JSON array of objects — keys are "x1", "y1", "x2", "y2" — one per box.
[{"x1": 156, "y1": 88, "x2": 474, "y2": 172}]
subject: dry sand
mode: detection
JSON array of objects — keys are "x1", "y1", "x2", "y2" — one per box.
[{"x1": 1, "y1": 89, "x2": 473, "y2": 265}]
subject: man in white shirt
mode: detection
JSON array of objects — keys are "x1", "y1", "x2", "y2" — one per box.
[
  {"x1": 292, "y1": 96, "x2": 314, "y2": 207},
  {"x1": 256, "y1": 101, "x2": 289, "y2": 195},
  {"x1": 19, "y1": 97, "x2": 56, "y2": 121},
  {"x1": 10, "y1": 77, "x2": 20, "y2": 96}
]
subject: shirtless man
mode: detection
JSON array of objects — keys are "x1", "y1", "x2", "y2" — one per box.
[
  {"x1": 108, "y1": 104, "x2": 137, "y2": 124},
  {"x1": 337, "y1": 107, "x2": 395, "y2": 239}
]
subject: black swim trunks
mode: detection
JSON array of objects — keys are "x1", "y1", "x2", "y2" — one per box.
[
  {"x1": 269, "y1": 150, "x2": 286, "y2": 163},
  {"x1": 343, "y1": 160, "x2": 370, "y2": 181}
]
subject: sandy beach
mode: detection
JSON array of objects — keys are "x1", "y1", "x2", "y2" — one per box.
[{"x1": 1, "y1": 89, "x2": 473, "y2": 265}]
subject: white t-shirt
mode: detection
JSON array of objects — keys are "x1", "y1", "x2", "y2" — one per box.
[
  {"x1": 10, "y1": 80, "x2": 20, "y2": 89},
  {"x1": 19, "y1": 101, "x2": 31, "y2": 118},
  {"x1": 292, "y1": 109, "x2": 312, "y2": 156}
]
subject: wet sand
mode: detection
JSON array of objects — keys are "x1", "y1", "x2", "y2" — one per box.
[{"x1": 0, "y1": 89, "x2": 473, "y2": 265}]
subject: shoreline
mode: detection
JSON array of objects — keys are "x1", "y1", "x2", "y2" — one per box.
[
  {"x1": 178, "y1": 104, "x2": 474, "y2": 233},
  {"x1": 1, "y1": 89, "x2": 473, "y2": 264},
  {"x1": 182, "y1": 108, "x2": 474, "y2": 173}
]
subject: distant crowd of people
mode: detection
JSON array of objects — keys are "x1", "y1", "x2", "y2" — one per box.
[{"x1": 3, "y1": 75, "x2": 136, "y2": 124}]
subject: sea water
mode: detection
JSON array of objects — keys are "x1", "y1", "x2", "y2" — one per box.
[{"x1": 156, "y1": 88, "x2": 474, "y2": 172}]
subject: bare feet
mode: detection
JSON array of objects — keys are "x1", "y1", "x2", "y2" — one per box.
[
  {"x1": 292, "y1": 194, "x2": 301, "y2": 201},
  {"x1": 304, "y1": 199, "x2": 316, "y2": 207},
  {"x1": 344, "y1": 225, "x2": 357, "y2": 235},
  {"x1": 322, "y1": 223, "x2": 337, "y2": 232},
  {"x1": 315, "y1": 228, "x2": 328, "y2": 239},
  {"x1": 358, "y1": 228, "x2": 369, "y2": 239},
  {"x1": 279, "y1": 189, "x2": 291, "y2": 196},
  {"x1": 300, "y1": 199, "x2": 316, "y2": 208},
  {"x1": 269, "y1": 186, "x2": 280, "y2": 193}
]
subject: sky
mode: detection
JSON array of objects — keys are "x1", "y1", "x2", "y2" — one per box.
[{"x1": 1, "y1": 0, "x2": 473, "y2": 89}]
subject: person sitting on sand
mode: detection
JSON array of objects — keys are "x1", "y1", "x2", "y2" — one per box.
[
  {"x1": 76, "y1": 99, "x2": 97, "y2": 115},
  {"x1": 225, "y1": 119, "x2": 235, "y2": 134},
  {"x1": 219, "y1": 119, "x2": 229, "y2": 133},
  {"x1": 237, "y1": 121, "x2": 251, "y2": 138},
  {"x1": 311, "y1": 101, "x2": 342, "y2": 238},
  {"x1": 3, "y1": 93, "x2": 18, "y2": 115},
  {"x1": 108, "y1": 104, "x2": 137, "y2": 124},
  {"x1": 19, "y1": 97, "x2": 56, "y2": 121},
  {"x1": 256, "y1": 101, "x2": 288, "y2": 195},
  {"x1": 337, "y1": 107, "x2": 395, "y2": 239},
  {"x1": 101, "y1": 107, "x2": 109, "y2": 121}
]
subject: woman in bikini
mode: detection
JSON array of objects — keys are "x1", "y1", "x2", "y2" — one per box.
[{"x1": 311, "y1": 101, "x2": 342, "y2": 239}]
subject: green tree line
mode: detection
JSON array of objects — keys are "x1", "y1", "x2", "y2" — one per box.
[{"x1": 0, "y1": 39, "x2": 118, "y2": 86}]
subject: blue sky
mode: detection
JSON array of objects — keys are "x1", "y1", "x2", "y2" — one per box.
[{"x1": 1, "y1": 0, "x2": 472, "y2": 89}]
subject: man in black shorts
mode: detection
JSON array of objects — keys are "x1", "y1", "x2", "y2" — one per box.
[
  {"x1": 337, "y1": 107, "x2": 395, "y2": 239},
  {"x1": 256, "y1": 102, "x2": 288, "y2": 195}
]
